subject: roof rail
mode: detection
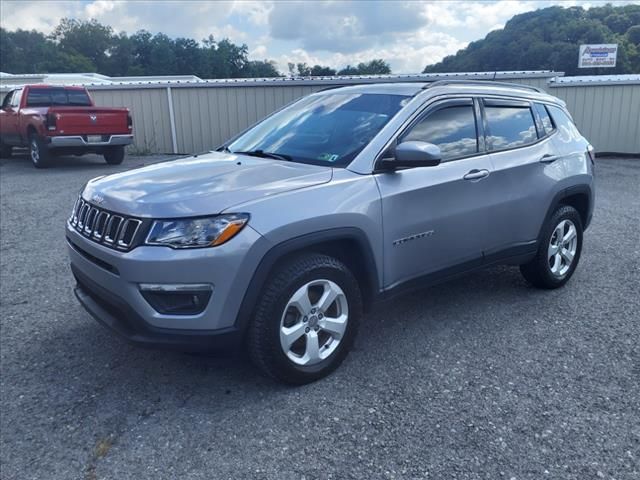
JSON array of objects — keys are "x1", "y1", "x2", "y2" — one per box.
[{"x1": 423, "y1": 79, "x2": 544, "y2": 93}]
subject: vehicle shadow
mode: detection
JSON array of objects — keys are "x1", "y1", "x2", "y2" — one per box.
[{"x1": 17, "y1": 263, "x2": 539, "y2": 405}]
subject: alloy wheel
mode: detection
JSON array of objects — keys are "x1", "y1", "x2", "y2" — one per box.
[
  {"x1": 279, "y1": 279, "x2": 349, "y2": 366},
  {"x1": 548, "y1": 219, "x2": 578, "y2": 277},
  {"x1": 30, "y1": 139, "x2": 40, "y2": 165}
]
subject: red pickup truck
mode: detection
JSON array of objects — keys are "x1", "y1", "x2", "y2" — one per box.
[{"x1": 0, "y1": 85, "x2": 133, "y2": 168}]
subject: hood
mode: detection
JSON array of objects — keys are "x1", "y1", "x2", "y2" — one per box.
[{"x1": 82, "y1": 152, "x2": 333, "y2": 218}]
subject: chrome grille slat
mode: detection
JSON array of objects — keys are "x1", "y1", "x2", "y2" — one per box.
[
  {"x1": 92, "y1": 212, "x2": 110, "y2": 240},
  {"x1": 117, "y1": 219, "x2": 142, "y2": 249},
  {"x1": 69, "y1": 196, "x2": 141, "y2": 251},
  {"x1": 84, "y1": 207, "x2": 99, "y2": 235},
  {"x1": 78, "y1": 203, "x2": 90, "y2": 228},
  {"x1": 104, "y1": 215, "x2": 123, "y2": 245}
]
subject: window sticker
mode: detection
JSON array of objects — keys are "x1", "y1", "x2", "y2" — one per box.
[{"x1": 317, "y1": 153, "x2": 339, "y2": 162}]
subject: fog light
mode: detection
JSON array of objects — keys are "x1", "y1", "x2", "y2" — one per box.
[{"x1": 139, "y1": 283, "x2": 212, "y2": 315}]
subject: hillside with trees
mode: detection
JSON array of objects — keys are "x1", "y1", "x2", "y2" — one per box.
[
  {"x1": 424, "y1": 4, "x2": 640, "y2": 75},
  {"x1": 0, "y1": 18, "x2": 390, "y2": 78}
]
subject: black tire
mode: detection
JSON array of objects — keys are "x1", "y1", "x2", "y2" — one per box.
[
  {"x1": 520, "y1": 205, "x2": 583, "y2": 289},
  {"x1": 0, "y1": 143, "x2": 12, "y2": 158},
  {"x1": 29, "y1": 134, "x2": 50, "y2": 168},
  {"x1": 247, "y1": 253, "x2": 362, "y2": 385},
  {"x1": 103, "y1": 146, "x2": 125, "y2": 165}
]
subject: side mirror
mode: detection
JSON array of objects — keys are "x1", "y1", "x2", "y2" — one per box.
[{"x1": 381, "y1": 141, "x2": 441, "y2": 170}]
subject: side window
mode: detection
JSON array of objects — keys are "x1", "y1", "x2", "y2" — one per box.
[
  {"x1": 547, "y1": 105, "x2": 581, "y2": 143},
  {"x1": 401, "y1": 104, "x2": 478, "y2": 161},
  {"x1": 2, "y1": 91, "x2": 14, "y2": 109},
  {"x1": 484, "y1": 104, "x2": 537, "y2": 151},
  {"x1": 10, "y1": 89, "x2": 22, "y2": 108},
  {"x1": 534, "y1": 103, "x2": 554, "y2": 136}
]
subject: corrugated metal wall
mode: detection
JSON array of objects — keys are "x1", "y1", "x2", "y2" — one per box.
[
  {"x1": 82, "y1": 75, "x2": 560, "y2": 155},
  {"x1": 90, "y1": 88, "x2": 174, "y2": 153},
  {"x1": 2, "y1": 73, "x2": 637, "y2": 154},
  {"x1": 550, "y1": 83, "x2": 640, "y2": 154},
  {"x1": 170, "y1": 85, "x2": 321, "y2": 152}
]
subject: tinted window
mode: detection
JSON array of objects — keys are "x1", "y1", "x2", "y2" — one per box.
[
  {"x1": 228, "y1": 93, "x2": 409, "y2": 167},
  {"x1": 402, "y1": 105, "x2": 478, "y2": 160},
  {"x1": 547, "y1": 105, "x2": 581, "y2": 144},
  {"x1": 67, "y1": 89, "x2": 92, "y2": 106},
  {"x1": 26, "y1": 88, "x2": 92, "y2": 107},
  {"x1": 485, "y1": 106, "x2": 537, "y2": 150},
  {"x1": 2, "y1": 91, "x2": 14, "y2": 108},
  {"x1": 11, "y1": 89, "x2": 22, "y2": 108},
  {"x1": 534, "y1": 103, "x2": 554, "y2": 136}
]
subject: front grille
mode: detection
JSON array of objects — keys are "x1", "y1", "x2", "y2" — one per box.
[{"x1": 69, "y1": 197, "x2": 142, "y2": 251}]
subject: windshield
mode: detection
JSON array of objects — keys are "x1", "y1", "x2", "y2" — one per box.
[
  {"x1": 227, "y1": 92, "x2": 409, "y2": 167},
  {"x1": 26, "y1": 88, "x2": 92, "y2": 107}
]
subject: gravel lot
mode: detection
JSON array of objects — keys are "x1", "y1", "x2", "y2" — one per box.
[{"x1": 1, "y1": 151, "x2": 639, "y2": 480}]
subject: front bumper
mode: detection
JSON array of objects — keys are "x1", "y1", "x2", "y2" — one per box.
[
  {"x1": 73, "y1": 265, "x2": 240, "y2": 351},
  {"x1": 49, "y1": 134, "x2": 133, "y2": 148},
  {"x1": 66, "y1": 221, "x2": 270, "y2": 350}
]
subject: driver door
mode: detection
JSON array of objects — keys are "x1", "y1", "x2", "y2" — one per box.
[
  {"x1": 375, "y1": 97, "x2": 494, "y2": 289},
  {"x1": 0, "y1": 90, "x2": 21, "y2": 145}
]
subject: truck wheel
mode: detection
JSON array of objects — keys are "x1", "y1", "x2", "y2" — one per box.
[
  {"x1": 103, "y1": 146, "x2": 125, "y2": 165},
  {"x1": 247, "y1": 253, "x2": 362, "y2": 384},
  {"x1": 520, "y1": 205, "x2": 583, "y2": 289},
  {"x1": 29, "y1": 134, "x2": 50, "y2": 168},
  {"x1": 0, "y1": 143, "x2": 12, "y2": 158}
]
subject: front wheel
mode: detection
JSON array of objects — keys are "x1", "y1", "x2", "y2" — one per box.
[
  {"x1": 520, "y1": 205, "x2": 583, "y2": 289},
  {"x1": 29, "y1": 134, "x2": 50, "y2": 168},
  {"x1": 103, "y1": 146, "x2": 125, "y2": 165},
  {"x1": 247, "y1": 253, "x2": 362, "y2": 384}
]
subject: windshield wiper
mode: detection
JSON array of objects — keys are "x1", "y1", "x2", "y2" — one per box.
[{"x1": 232, "y1": 149, "x2": 292, "y2": 162}]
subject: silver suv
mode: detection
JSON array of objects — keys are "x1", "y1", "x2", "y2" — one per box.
[{"x1": 67, "y1": 80, "x2": 595, "y2": 384}]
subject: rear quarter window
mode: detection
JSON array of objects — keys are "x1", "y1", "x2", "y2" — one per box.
[
  {"x1": 547, "y1": 105, "x2": 582, "y2": 143},
  {"x1": 534, "y1": 103, "x2": 554, "y2": 136}
]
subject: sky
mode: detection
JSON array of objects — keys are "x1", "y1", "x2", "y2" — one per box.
[{"x1": 1, "y1": 0, "x2": 639, "y2": 74}]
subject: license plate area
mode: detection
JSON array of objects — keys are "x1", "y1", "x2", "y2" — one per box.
[{"x1": 87, "y1": 135, "x2": 103, "y2": 143}]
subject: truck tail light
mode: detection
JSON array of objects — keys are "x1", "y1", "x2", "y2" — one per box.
[
  {"x1": 127, "y1": 111, "x2": 133, "y2": 130},
  {"x1": 46, "y1": 112, "x2": 58, "y2": 131}
]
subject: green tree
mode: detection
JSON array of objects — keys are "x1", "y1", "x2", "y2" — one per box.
[
  {"x1": 50, "y1": 18, "x2": 113, "y2": 72},
  {"x1": 627, "y1": 25, "x2": 640, "y2": 45},
  {"x1": 338, "y1": 59, "x2": 391, "y2": 75},
  {"x1": 241, "y1": 60, "x2": 281, "y2": 78},
  {"x1": 424, "y1": 4, "x2": 640, "y2": 75}
]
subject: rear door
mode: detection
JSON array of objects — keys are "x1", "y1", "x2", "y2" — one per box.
[
  {"x1": 481, "y1": 98, "x2": 558, "y2": 258},
  {"x1": 375, "y1": 97, "x2": 495, "y2": 289}
]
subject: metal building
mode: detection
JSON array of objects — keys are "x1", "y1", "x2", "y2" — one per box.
[{"x1": 1, "y1": 71, "x2": 638, "y2": 155}]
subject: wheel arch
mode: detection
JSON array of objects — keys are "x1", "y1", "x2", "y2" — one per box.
[
  {"x1": 539, "y1": 184, "x2": 593, "y2": 242},
  {"x1": 234, "y1": 227, "x2": 380, "y2": 336}
]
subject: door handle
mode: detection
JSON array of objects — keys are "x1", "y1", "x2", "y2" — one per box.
[
  {"x1": 539, "y1": 154, "x2": 559, "y2": 164},
  {"x1": 463, "y1": 169, "x2": 490, "y2": 181}
]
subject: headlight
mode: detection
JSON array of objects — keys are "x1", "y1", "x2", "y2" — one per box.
[{"x1": 146, "y1": 213, "x2": 249, "y2": 249}]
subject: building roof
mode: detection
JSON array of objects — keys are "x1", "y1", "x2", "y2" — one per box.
[
  {"x1": 549, "y1": 74, "x2": 640, "y2": 86},
  {"x1": 1, "y1": 70, "x2": 560, "y2": 91}
]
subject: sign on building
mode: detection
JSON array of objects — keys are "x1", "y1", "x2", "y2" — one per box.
[{"x1": 578, "y1": 44, "x2": 618, "y2": 68}]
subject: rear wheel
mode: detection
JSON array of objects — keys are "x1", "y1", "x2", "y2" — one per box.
[
  {"x1": 520, "y1": 205, "x2": 583, "y2": 289},
  {"x1": 247, "y1": 253, "x2": 362, "y2": 384},
  {"x1": 103, "y1": 146, "x2": 125, "y2": 165},
  {"x1": 0, "y1": 143, "x2": 12, "y2": 158},
  {"x1": 29, "y1": 134, "x2": 50, "y2": 168}
]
